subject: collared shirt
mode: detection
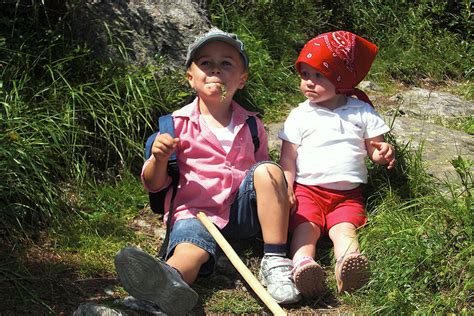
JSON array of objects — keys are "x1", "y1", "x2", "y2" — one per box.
[
  {"x1": 142, "y1": 97, "x2": 269, "y2": 228},
  {"x1": 278, "y1": 97, "x2": 390, "y2": 189}
]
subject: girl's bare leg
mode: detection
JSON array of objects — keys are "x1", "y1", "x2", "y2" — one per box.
[
  {"x1": 328, "y1": 222, "x2": 360, "y2": 260},
  {"x1": 290, "y1": 221, "x2": 321, "y2": 259}
]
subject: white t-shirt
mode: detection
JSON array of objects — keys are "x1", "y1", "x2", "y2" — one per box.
[
  {"x1": 278, "y1": 97, "x2": 390, "y2": 190},
  {"x1": 208, "y1": 120, "x2": 235, "y2": 154}
]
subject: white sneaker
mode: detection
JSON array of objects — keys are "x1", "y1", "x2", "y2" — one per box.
[
  {"x1": 114, "y1": 246, "x2": 198, "y2": 315},
  {"x1": 259, "y1": 255, "x2": 301, "y2": 304}
]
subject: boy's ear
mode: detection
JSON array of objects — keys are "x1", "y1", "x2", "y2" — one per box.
[
  {"x1": 238, "y1": 71, "x2": 248, "y2": 89},
  {"x1": 186, "y1": 70, "x2": 195, "y2": 89}
]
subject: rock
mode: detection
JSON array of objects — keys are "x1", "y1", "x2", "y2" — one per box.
[
  {"x1": 68, "y1": 0, "x2": 210, "y2": 68},
  {"x1": 389, "y1": 87, "x2": 474, "y2": 119},
  {"x1": 119, "y1": 296, "x2": 167, "y2": 315},
  {"x1": 74, "y1": 302, "x2": 127, "y2": 316},
  {"x1": 266, "y1": 122, "x2": 283, "y2": 154},
  {"x1": 388, "y1": 115, "x2": 473, "y2": 181},
  {"x1": 358, "y1": 80, "x2": 382, "y2": 92}
]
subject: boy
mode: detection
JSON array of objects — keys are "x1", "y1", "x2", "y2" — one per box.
[{"x1": 115, "y1": 27, "x2": 300, "y2": 315}]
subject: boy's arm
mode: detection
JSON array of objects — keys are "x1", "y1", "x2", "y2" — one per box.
[
  {"x1": 142, "y1": 133, "x2": 179, "y2": 191},
  {"x1": 365, "y1": 134, "x2": 396, "y2": 169},
  {"x1": 279, "y1": 140, "x2": 299, "y2": 211}
]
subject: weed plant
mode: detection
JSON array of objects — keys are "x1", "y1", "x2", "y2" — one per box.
[
  {"x1": 1, "y1": 6, "x2": 191, "y2": 234},
  {"x1": 350, "y1": 154, "x2": 472, "y2": 314}
]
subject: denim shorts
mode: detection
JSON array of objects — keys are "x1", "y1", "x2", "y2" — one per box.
[{"x1": 166, "y1": 161, "x2": 283, "y2": 275}]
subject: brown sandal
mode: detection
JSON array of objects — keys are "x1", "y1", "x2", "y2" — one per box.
[
  {"x1": 335, "y1": 252, "x2": 370, "y2": 293},
  {"x1": 293, "y1": 257, "x2": 326, "y2": 298}
]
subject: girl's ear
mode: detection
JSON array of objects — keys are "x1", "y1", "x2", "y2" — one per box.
[{"x1": 238, "y1": 71, "x2": 248, "y2": 89}]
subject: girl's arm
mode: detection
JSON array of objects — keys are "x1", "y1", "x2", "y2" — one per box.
[
  {"x1": 365, "y1": 134, "x2": 396, "y2": 169},
  {"x1": 279, "y1": 140, "x2": 299, "y2": 211},
  {"x1": 142, "y1": 133, "x2": 179, "y2": 191}
]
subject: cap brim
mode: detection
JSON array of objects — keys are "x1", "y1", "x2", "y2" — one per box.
[{"x1": 185, "y1": 35, "x2": 248, "y2": 69}]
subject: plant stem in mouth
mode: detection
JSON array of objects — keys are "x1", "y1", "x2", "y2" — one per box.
[{"x1": 220, "y1": 84, "x2": 227, "y2": 101}]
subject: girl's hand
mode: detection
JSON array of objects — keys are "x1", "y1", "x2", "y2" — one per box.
[
  {"x1": 152, "y1": 133, "x2": 179, "y2": 163},
  {"x1": 287, "y1": 183, "x2": 297, "y2": 214},
  {"x1": 370, "y1": 141, "x2": 396, "y2": 169}
]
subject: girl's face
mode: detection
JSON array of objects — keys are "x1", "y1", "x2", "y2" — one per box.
[
  {"x1": 299, "y1": 63, "x2": 346, "y2": 109},
  {"x1": 187, "y1": 41, "x2": 248, "y2": 102}
]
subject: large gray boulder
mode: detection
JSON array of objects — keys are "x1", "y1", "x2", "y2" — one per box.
[
  {"x1": 389, "y1": 87, "x2": 474, "y2": 120},
  {"x1": 68, "y1": 0, "x2": 210, "y2": 68}
]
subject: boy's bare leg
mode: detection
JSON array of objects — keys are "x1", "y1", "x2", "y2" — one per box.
[
  {"x1": 167, "y1": 243, "x2": 210, "y2": 284},
  {"x1": 290, "y1": 222, "x2": 321, "y2": 259},
  {"x1": 253, "y1": 163, "x2": 289, "y2": 243},
  {"x1": 328, "y1": 222, "x2": 359, "y2": 259},
  {"x1": 252, "y1": 163, "x2": 301, "y2": 304},
  {"x1": 114, "y1": 246, "x2": 199, "y2": 314}
]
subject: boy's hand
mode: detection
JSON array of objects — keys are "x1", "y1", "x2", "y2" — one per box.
[
  {"x1": 369, "y1": 141, "x2": 396, "y2": 169},
  {"x1": 152, "y1": 133, "x2": 179, "y2": 163}
]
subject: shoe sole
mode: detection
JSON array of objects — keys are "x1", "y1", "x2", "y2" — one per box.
[
  {"x1": 336, "y1": 254, "x2": 370, "y2": 293},
  {"x1": 293, "y1": 262, "x2": 325, "y2": 298},
  {"x1": 114, "y1": 246, "x2": 198, "y2": 315}
]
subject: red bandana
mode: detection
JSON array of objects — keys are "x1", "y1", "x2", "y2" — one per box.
[{"x1": 296, "y1": 31, "x2": 378, "y2": 106}]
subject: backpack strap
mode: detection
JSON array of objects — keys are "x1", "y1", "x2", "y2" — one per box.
[
  {"x1": 158, "y1": 114, "x2": 177, "y2": 162},
  {"x1": 246, "y1": 116, "x2": 260, "y2": 153},
  {"x1": 156, "y1": 114, "x2": 180, "y2": 259}
]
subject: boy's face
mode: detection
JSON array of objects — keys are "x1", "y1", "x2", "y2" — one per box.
[
  {"x1": 187, "y1": 41, "x2": 248, "y2": 101},
  {"x1": 299, "y1": 63, "x2": 344, "y2": 108}
]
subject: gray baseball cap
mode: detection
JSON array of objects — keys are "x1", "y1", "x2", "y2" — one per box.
[{"x1": 185, "y1": 27, "x2": 249, "y2": 69}]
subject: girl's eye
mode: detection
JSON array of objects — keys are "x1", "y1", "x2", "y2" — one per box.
[
  {"x1": 300, "y1": 71, "x2": 309, "y2": 79},
  {"x1": 200, "y1": 60, "x2": 210, "y2": 66},
  {"x1": 222, "y1": 60, "x2": 233, "y2": 67},
  {"x1": 315, "y1": 72, "x2": 322, "y2": 78}
]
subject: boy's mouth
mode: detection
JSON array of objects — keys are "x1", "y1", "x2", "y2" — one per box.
[{"x1": 206, "y1": 82, "x2": 227, "y2": 100}]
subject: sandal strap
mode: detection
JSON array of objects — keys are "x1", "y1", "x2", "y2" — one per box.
[{"x1": 292, "y1": 256, "x2": 316, "y2": 273}]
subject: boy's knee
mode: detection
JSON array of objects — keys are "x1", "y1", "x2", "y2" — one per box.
[{"x1": 254, "y1": 162, "x2": 285, "y2": 181}]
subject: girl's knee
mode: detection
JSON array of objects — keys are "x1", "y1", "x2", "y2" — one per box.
[{"x1": 329, "y1": 222, "x2": 357, "y2": 238}]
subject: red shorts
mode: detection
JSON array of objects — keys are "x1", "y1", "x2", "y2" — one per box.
[{"x1": 289, "y1": 183, "x2": 367, "y2": 234}]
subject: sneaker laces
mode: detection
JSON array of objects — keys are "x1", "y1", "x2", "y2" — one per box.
[{"x1": 265, "y1": 257, "x2": 294, "y2": 283}]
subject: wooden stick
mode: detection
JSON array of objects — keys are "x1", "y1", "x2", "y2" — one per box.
[{"x1": 197, "y1": 212, "x2": 287, "y2": 316}]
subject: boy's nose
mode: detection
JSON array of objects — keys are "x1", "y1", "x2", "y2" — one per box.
[{"x1": 211, "y1": 66, "x2": 221, "y2": 74}]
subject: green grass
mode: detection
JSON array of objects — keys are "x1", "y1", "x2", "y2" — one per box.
[
  {"x1": 49, "y1": 175, "x2": 147, "y2": 275},
  {"x1": 1, "y1": 0, "x2": 473, "y2": 314}
]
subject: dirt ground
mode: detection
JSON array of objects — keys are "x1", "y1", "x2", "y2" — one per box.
[{"x1": 0, "y1": 209, "x2": 349, "y2": 315}]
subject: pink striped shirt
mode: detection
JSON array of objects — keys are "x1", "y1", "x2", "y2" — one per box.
[{"x1": 142, "y1": 97, "x2": 269, "y2": 229}]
